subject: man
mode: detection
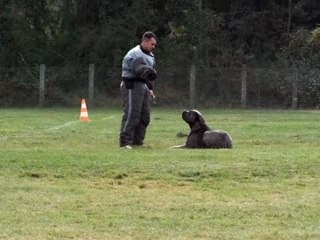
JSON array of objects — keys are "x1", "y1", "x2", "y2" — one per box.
[{"x1": 119, "y1": 31, "x2": 157, "y2": 149}]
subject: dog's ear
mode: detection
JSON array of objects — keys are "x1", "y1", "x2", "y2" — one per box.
[{"x1": 198, "y1": 114, "x2": 206, "y2": 126}]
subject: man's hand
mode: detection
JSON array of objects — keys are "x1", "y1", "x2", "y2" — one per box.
[
  {"x1": 149, "y1": 90, "x2": 156, "y2": 99},
  {"x1": 149, "y1": 90, "x2": 156, "y2": 104}
]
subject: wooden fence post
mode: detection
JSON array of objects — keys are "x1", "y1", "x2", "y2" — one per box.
[
  {"x1": 39, "y1": 64, "x2": 45, "y2": 107},
  {"x1": 241, "y1": 63, "x2": 247, "y2": 108},
  {"x1": 88, "y1": 63, "x2": 95, "y2": 107},
  {"x1": 189, "y1": 64, "x2": 196, "y2": 108},
  {"x1": 291, "y1": 64, "x2": 298, "y2": 109}
]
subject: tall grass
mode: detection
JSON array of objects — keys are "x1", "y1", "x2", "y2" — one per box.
[{"x1": 0, "y1": 108, "x2": 319, "y2": 239}]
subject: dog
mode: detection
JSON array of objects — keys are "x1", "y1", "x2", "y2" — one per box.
[{"x1": 171, "y1": 110, "x2": 233, "y2": 149}]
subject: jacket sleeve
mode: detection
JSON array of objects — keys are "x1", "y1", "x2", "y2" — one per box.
[
  {"x1": 132, "y1": 57, "x2": 157, "y2": 81},
  {"x1": 146, "y1": 80, "x2": 153, "y2": 90}
]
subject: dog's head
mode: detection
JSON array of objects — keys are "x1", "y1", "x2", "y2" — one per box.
[{"x1": 182, "y1": 110, "x2": 206, "y2": 127}]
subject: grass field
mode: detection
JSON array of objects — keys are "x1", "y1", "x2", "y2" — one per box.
[{"x1": 0, "y1": 107, "x2": 319, "y2": 239}]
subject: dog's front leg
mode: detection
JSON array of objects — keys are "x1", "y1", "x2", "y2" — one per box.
[{"x1": 169, "y1": 144, "x2": 186, "y2": 149}]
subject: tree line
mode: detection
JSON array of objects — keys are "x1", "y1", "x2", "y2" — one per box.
[{"x1": 0, "y1": 0, "x2": 319, "y2": 107}]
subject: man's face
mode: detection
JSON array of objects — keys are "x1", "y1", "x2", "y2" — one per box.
[{"x1": 143, "y1": 37, "x2": 157, "y2": 52}]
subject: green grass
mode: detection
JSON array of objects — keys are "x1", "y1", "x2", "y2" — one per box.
[{"x1": 0, "y1": 108, "x2": 319, "y2": 239}]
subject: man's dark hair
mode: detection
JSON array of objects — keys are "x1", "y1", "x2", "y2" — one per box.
[{"x1": 142, "y1": 31, "x2": 157, "y2": 41}]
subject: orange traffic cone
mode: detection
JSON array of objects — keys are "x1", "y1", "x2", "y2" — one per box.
[{"x1": 80, "y1": 99, "x2": 90, "y2": 122}]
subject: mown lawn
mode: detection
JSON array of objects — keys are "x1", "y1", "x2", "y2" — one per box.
[{"x1": 0, "y1": 108, "x2": 319, "y2": 239}]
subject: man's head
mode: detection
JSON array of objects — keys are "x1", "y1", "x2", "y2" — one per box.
[{"x1": 141, "y1": 31, "x2": 157, "y2": 53}]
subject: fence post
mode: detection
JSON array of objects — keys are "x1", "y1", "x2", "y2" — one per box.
[
  {"x1": 291, "y1": 64, "x2": 298, "y2": 109},
  {"x1": 241, "y1": 63, "x2": 247, "y2": 108},
  {"x1": 88, "y1": 63, "x2": 95, "y2": 107},
  {"x1": 39, "y1": 64, "x2": 46, "y2": 107},
  {"x1": 189, "y1": 64, "x2": 196, "y2": 108}
]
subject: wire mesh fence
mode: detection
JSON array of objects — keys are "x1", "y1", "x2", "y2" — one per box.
[{"x1": 0, "y1": 64, "x2": 319, "y2": 108}]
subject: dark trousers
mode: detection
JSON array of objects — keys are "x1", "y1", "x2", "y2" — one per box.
[{"x1": 119, "y1": 81, "x2": 150, "y2": 147}]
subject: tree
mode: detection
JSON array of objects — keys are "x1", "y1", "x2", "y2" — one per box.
[{"x1": 279, "y1": 27, "x2": 320, "y2": 107}]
